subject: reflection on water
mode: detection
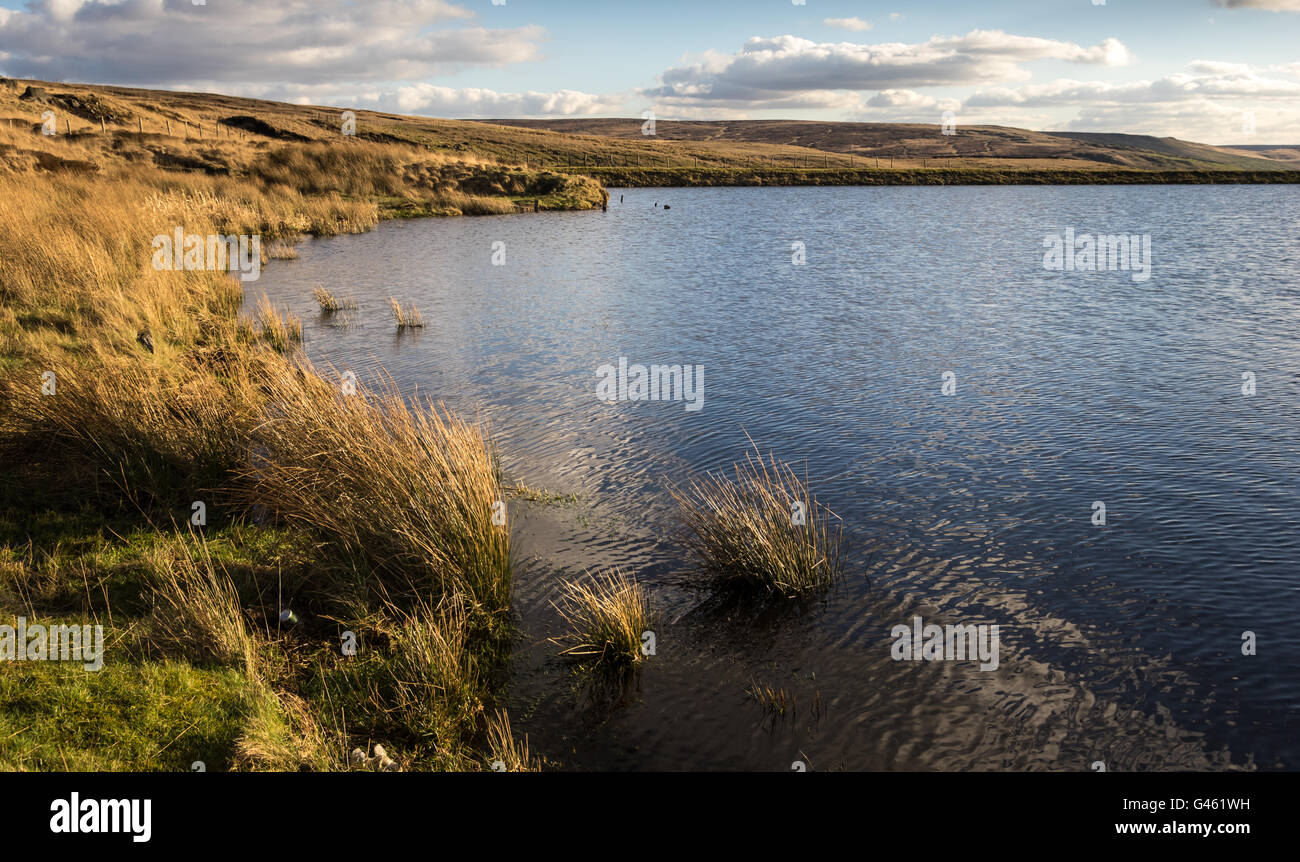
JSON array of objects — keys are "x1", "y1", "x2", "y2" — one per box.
[{"x1": 249, "y1": 184, "x2": 1300, "y2": 771}]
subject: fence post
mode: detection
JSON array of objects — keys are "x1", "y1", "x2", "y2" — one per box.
[
  {"x1": 101, "y1": 117, "x2": 106, "y2": 134},
  {"x1": 166, "y1": 120, "x2": 171, "y2": 135}
]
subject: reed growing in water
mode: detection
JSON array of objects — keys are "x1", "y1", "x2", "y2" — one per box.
[
  {"x1": 311, "y1": 286, "x2": 356, "y2": 313},
  {"x1": 671, "y1": 448, "x2": 843, "y2": 596},
  {"x1": 551, "y1": 568, "x2": 654, "y2": 667},
  {"x1": 389, "y1": 297, "x2": 426, "y2": 329}
]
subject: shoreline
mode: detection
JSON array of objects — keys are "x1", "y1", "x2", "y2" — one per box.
[{"x1": 561, "y1": 166, "x2": 1300, "y2": 188}]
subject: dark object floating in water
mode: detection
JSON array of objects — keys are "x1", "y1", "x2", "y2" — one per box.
[
  {"x1": 663, "y1": 205, "x2": 671, "y2": 210},
  {"x1": 136, "y1": 329, "x2": 154, "y2": 353}
]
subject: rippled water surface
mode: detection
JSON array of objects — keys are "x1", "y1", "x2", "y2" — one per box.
[{"x1": 250, "y1": 184, "x2": 1300, "y2": 771}]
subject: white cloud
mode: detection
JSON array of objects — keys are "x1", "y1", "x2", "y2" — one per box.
[
  {"x1": 824, "y1": 17, "x2": 873, "y2": 32},
  {"x1": 385, "y1": 84, "x2": 624, "y2": 117},
  {"x1": 962, "y1": 63, "x2": 1300, "y2": 141},
  {"x1": 0, "y1": 0, "x2": 541, "y2": 86},
  {"x1": 1212, "y1": 0, "x2": 1300, "y2": 10},
  {"x1": 965, "y1": 69, "x2": 1300, "y2": 109},
  {"x1": 866, "y1": 89, "x2": 938, "y2": 108},
  {"x1": 643, "y1": 30, "x2": 1131, "y2": 110}
]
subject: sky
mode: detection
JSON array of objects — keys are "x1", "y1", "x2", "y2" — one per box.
[{"x1": 0, "y1": 0, "x2": 1297, "y2": 143}]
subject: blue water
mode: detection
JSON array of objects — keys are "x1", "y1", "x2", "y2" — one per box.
[{"x1": 250, "y1": 184, "x2": 1300, "y2": 771}]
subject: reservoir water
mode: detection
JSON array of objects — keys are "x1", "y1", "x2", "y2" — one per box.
[{"x1": 249, "y1": 184, "x2": 1300, "y2": 771}]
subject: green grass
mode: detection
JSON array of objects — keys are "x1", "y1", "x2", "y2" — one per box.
[
  {"x1": 508, "y1": 482, "x2": 582, "y2": 506},
  {"x1": 0, "y1": 659, "x2": 253, "y2": 771}
]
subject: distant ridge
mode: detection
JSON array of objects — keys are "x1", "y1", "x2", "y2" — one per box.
[{"x1": 478, "y1": 118, "x2": 1297, "y2": 172}]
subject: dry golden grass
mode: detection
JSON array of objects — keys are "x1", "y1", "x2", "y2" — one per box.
[
  {"x1": 234, "y1": 690, "x2": 340, "y2": 773},
  {"x1": 746, "y1": 679, "x2": 795, "y2": 716},
  {"x1": 2, "y1": 346, "x2": 263, "y2": 501},
  {"x1": 389, "y1": 297, "x2": 426, "y2": 329},
  {"x1": 671, "y1": 447, "x2": 843, "y2": 596},
  {"x1": 311, "y1": 286, "x2": 355, "y2": 313},
  {"x1": 240, "y1": 362, "x2": 511, "y2": 616},
  {"x1": 551, "y1": 568, "x2": 654, "y2": 667},
  {"x1": 484, "y1": 709, "x2": 541, "y2": 772},
  {"x1": 0, "y1": 118, "x2": 532, "y2": 771},
  {"x1": 250, "y1": 294, "x2": 302, "y2": 352}
]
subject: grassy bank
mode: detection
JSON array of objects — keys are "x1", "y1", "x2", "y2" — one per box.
[
  {"x1": 562, "y1": 165, "x2": 1300, "y2": 187},
  {"x1": 0, "y1": 114, "x2": 593, "y2": 770}
]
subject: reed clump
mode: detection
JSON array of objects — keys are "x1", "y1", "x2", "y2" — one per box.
[
  {"x1": 671, "y1": 448, "x2": 843, "y2": 596},
  {"x1": 381, "y1": 598, "x2": 492, "y2": 756},
  {"x1": 746, "y1": 680, "x2": 796, "y2": 716},
  {"x1": 241, "y1": 363, "x2": 511, "y2": 618},
  {"x1": 551, "y1": 568, "x2": 653, "y2": 667},
  {"x1": 389, "y1": 297, "x2": 425, "y2": 329},
  {"x1": 250, "y1": 294, "x2": 302, "y2": 352},
  {"x1": 311, "y1": 286, "x2": 356, "y2": 313}
]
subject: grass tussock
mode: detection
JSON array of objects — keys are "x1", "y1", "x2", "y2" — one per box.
[
  {"x1": 250, "y1": 294, "x2": 302, "y2": 352},
  {"x1": 1, "y1": 348, "x2": 262, "y2": 503},
  {"x1": 551, "y1": 568, "x2": 654, "y2": 667},
  {"x1": 234, "y1": 690, "x2": 339, "y2": 772},
  {"x1": 671, "y1": 447, "x2": 843, "y2": 596},
  {"x1": 311, "y1": 285, "x2": 356, "y2": 313},
  {"x1": 241, "y1": 363, "x2": 510, "y2": 617},
  {"x1": 388, "y1": 297, "x2": 425, "y2": 329},
  {"x1": 383, "y1": 599, "x2": 488, "y2": 752},
  {"x1": 484, "y1": 709, "x2": 541, "y2": 772}
]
